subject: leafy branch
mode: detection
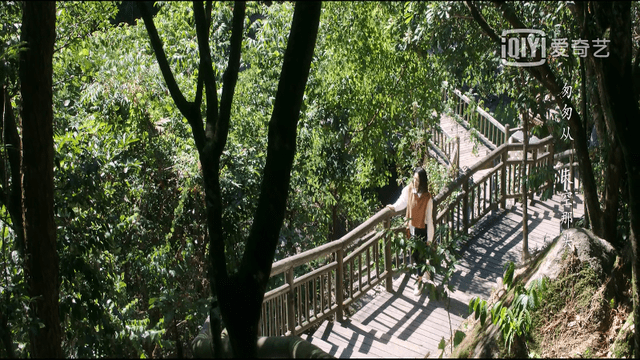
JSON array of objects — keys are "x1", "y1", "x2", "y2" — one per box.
[
  {"x1": 469, "y1": 261, "x2": 548, "y2": 354},
  {"x1": 388, "y1": 222, "x2": 467, "y2": 355}
]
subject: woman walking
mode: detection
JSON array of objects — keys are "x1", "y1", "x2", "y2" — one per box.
[{"x1": 387, "y1": 167, "x2": 434, "y2": 296}]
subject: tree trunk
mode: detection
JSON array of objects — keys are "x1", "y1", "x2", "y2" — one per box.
[
  {"x1": 0, "y1": 311, "x2": 14, "y2": 358},
  {"x1": 483, "y1": 1, "x2": 605, "y2": 243},
  {"x1": 467, "y1": 1, "x2": 638, "y2": 353},
  {"x1": 332, "y1": 201, "x2": 338, "y2": 240},
  {"x1": 140, "y1": 1, "x2": 321, "y2": 356},
  {"x1": 193, "y1": 316, "x2": 333, "y2": 358},
  {"x1": 585, "y1": 2, "x2": 640, "y2": 356},
  {"x1": 466, "y1": 0, "x2": 606, "y2": 244},
  {"x1": 580, "y1": 52, "x2": 591, "y2": 230},
  {"x1": 521, "y1": 110, "x2": 529, "y2": 261},
  {"x1": 19, "y1": 2, "x2": 61, "y2": 358},
  {"x1": 600, "y1": 141, "x2": 624, "y2": 245},
  {"x1": 220, "y1": 4, "x2": 321, "y2": 356},
  {"x1": 584, "y1": 54, "x2": 624, "y2": 248}
]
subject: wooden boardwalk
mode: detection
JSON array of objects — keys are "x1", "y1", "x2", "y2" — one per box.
[
  {"x1": 437, "y1": 113, "x2": 494, "y2": 183},
  {"x1": 301, "y1": 109, "x2": 585, "y2": 357},
  {"x1": 306, "y1": 193, "x2": 584, "y2": 358}
]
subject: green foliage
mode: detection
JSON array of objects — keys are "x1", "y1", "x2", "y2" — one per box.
[
  {"x1": 469, "y1": 297, "x2": 489, "y2": 327},
  {"x1": 469, "y1": 261, "x2": 547, "y2": 355},
  {"x1": 611, "y1": 313, "x2": 635, "y2": 358},
  {"x1": 253, "y1": 1, "x2": 449, "y2": 259},
  {"x1": 55, "y1": 1, "x2": 120, "y2": 52},
  {"x1": 388, "y1": 218, "x2": 466, "y2": 313},
  {"x1": 503, "y1": 261, "x2": 515, "y2": 289},
  {"x1": 437, "y1": 330, "x2": 466, "y2": 357},
  {"x1": 0, "y1": 0, "x2": 472, "y2": 357},
  {"x1": 404, "y1": 1, "x2": 586, "y2": 151},
  {"x1": 437, "y1": 337, "x2": 446, "y2": 357},
  {"x1": 389, "y1": 220, "x2": 464, "y2": 292},
  {"x1": 0, "y1": 218, "x2": 36, "y2": 358},
  {"x1": 51, "y1": 2, "x2": 209, "y2": 357},
  {"x1": 0, "y1": 1, "x2": 24, "y2": 91}
]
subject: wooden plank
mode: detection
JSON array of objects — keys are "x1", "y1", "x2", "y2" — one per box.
[
  {"x1": 296, "y1": 286, "x2": 301, "y2": 330},
  {"x1": 352, "y1": 302, "x2": 465, "y2": 344},
  {"x1": 306, "y1": 333, "x2": 379, "y2": 359},
  {"x1": 304, "y1": 335, "x2": 341, "y2": 358},
  {"x1": 296, "y1": 304, "x2": 338, "y2": 334},
  {"x1": 358, "y1": 254, "x2": 363, "y2": 294},
  {"x1": 320, "y1": 273, "x2": 325, "y2": 312},
  {"x1": 311, "y1": 321, "x2": 414, "y2": 358},
  {"x1": 360, "y1": 289, "x2": 468, "y2": 328},
  {"x1": 333, "y1": 320, "x2": 428, "y2": 358},
  {"x1": 313, "y1": 278, "x2": 318, "y2": 318},
  {"x1": 351, "y1": 291, "x2": 466, "y2": 342},
  {"x1": 353, "y1": 296, "x2": 456, "y2": 330},
  {"x1": 352, "y1": 310, "x2": 451, "y2": 352},
  {"x1": 347, "y1": 318, "x2": 432, "y2": 356}
]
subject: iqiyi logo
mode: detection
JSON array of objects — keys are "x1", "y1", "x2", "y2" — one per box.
[{"x1": 501, "y1": 29, "x2": 546, "y2": 67}]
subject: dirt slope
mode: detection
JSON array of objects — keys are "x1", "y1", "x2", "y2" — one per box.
[{"x1": 445, "y1": 228, "x2": 634, "y2": 358}]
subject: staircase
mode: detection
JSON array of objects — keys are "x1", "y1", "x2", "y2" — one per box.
[
  {"x1": 305, "y1": 191, "x2": 584, "y2": 358},
  {"x1": 258, "y1": 83, "x2": 583, "y2": 358},
  {"x1": 305, "y1": 317, "x2": 426, "y2": 358}
]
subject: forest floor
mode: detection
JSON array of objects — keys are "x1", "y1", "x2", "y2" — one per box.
[{"x1": 446, "y1": 229, "x2": 635, "y2": 359}]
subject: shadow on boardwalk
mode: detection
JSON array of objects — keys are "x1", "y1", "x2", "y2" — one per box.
[{"x1": 309, "y1": 193, "x2": 585, "y2": 358}]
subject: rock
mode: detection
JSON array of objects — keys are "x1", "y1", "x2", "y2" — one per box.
[
  {"x1": 570, "y1": 229, "x2": 617, "y2": 280},
  {"x1": 526, "y1": 228, "x2": 617, "y2": 288}
]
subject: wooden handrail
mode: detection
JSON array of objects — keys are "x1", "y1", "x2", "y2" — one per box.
[
  {"x1": 554, "y1": 148, "x2": 574, "y2": 160},
  {"x1": 269, "y1": 208, "x2": 393, "y2": 277},
  {"x1": 448, "y1": 88, "x2": 507, "y2": 148},
  {"x1": 453, "y1": 90, "x2": 506, "y2": 133}
]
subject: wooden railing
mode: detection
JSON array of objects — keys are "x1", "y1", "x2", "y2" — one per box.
[
  {"x1": 429, "y1": 124, "x2": 459, "y2": 169},
  {"x1": 258, "y1": 94, "x2": 583, "y2": 339},
  {"x1": 553, "y1": 148, "x2": 581, "y2": 192},
  {"x1": 258, "y1": 209, "x2": 395, "y2": 337},
  {"x1": 430, "y1": 82, "x2": 512, "y2": 172},
  {"x1": 441, "y1": 82, "x2": 511, "y2": 149},
  {"x1": 429, "y1": 136, "x2": 555, "y2": 244}
]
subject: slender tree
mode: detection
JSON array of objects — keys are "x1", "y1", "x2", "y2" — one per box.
[
  {"x1": 138, "y1": 1, "x2": 321, "y2": 356},
  {"x1": 19, "y1": 1, "x2": 61, "y2": 357}
]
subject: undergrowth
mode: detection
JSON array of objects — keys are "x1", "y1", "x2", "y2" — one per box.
[
  {"x1": 528, "y1": 249, "x2": 601, "y2": 356},
  {"x1": 456, "y1": 237, "x2": 633, "y2": 359}
]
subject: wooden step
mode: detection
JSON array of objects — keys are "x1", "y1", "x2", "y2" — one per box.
[
  {"x1": 305, "y1": 317, "x2": 427, "y2": 358},
  {"x1": 303, "y1": 334, "x2": 347, "y2": 358}
]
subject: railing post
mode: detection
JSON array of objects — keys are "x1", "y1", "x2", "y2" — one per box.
[
  {"x1": 501, "y1": 147, "x2": 508, "y2": 209},
  {"x1": 548, "y1": 142, "x2": 554, "y2": 193},
  {"x1": 462, "y1": 176, "x2": 469, "y2": 235},
  {"x1": 456, "y1": 136, "x2": 460, "y2": 170},
  {"x1": 383, "y1": 217, "x2": 393, "y2": 292},
  {"x1": 335, "y1": 248, "x2": 344, "y2": 322},
  {"x1": 504, "y1": 124, "x2": 510, "y2": 146},
  {"x1": 286, "y1": 268, "x2": 296, "y2": 336},
  {"x1": 530, "y1": 147, "x2": 537, "y2": 201},
  {"x1": 570, "y1": 150, "x2": 575, "y2": 194}
]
